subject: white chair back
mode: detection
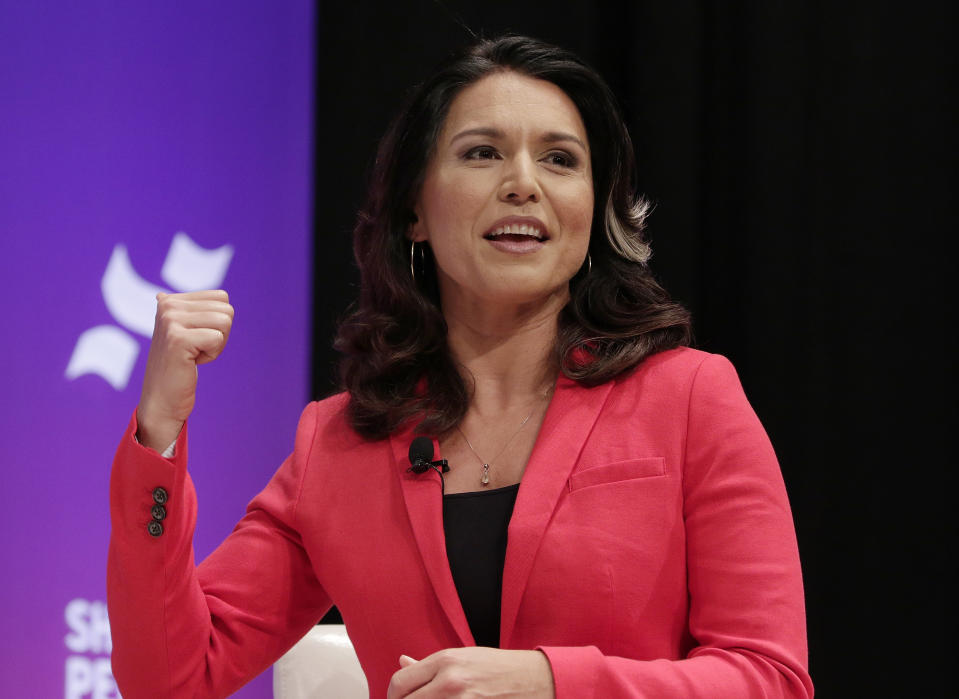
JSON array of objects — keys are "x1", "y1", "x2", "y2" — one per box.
[{"x1": 273, "y1": 624, "x2": 368, "y2": 698}]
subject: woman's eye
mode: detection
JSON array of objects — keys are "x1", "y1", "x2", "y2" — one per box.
[
  {"x1": 464, "y1": 146, "x2": 499, "y2": 160},
  {"x1": 544, "y1": 151, "x2": 577, "y2": 168}
]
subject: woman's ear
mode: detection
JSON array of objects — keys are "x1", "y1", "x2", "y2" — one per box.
[{"x1": 407, "y1": 210, "x2": 426, "y2": 242}]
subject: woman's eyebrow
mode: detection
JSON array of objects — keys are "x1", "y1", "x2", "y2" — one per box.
[
  {"x1": 449, "y1": 127, "x2": 587, "y2": 152},
  {"x1": 449, "y1": 127, "x2": 504, "y2": 145},
  {"x1": 541, "y1": 131, "x2": 588, "y2": 152}
]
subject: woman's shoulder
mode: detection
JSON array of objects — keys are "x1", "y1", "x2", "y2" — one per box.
[
  {"x1": 628, "y1": 346, "x2": 734, "y2": 376},
  {"x1": 295, "y1": 391, "x2": 362, "y2": 449},
  {"x1": 613, "y1": 347, "x2": 742, "y2": 396},
  {"x1": 296, "y1": 392, "x2": 389, "y2": 454},
  {"x1": 308, "y1": 390, "x2": 351, "y2": 419}
]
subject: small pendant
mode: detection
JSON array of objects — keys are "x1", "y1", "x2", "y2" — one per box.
[{"x1": 481, "y1": 464, "x2": 490, "y2": 485}]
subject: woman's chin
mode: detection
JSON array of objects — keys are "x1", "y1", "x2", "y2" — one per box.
[{"x1": 467, "y1": 283, "x2": 571, "y2": 315}]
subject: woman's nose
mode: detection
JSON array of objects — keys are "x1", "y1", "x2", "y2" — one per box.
[{"x1": 498, "y1": 156, "x2": 541, "y2": 203}]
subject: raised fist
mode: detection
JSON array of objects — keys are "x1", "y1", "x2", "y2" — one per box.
[{"x1": 136, "y1": 290, "x2": 234, "y2": 452}]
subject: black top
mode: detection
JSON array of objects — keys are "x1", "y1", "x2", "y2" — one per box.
[{"x1": 442, "y1": 483, "x2": 520, "y2": 648}]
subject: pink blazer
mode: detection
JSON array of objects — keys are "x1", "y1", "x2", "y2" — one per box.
[{"x1": 107, "y1": 348, "x2": 813, "y2": 698}]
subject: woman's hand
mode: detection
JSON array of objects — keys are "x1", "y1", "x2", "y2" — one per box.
[
  {"x1": 136, "y1": 290, "x2": 234, "y2": 452},
  {"x1": 387, "y1": 647, "x2": 555, "y2": 698}
]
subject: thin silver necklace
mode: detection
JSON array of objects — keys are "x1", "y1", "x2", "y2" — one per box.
[{"x1": 456, "y1": 393, "x2": 548, "y2": 486}]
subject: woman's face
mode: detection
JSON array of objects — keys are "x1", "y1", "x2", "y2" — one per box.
[{"x1": 411, "y1": 71, "x2": 594, "y2": 313}]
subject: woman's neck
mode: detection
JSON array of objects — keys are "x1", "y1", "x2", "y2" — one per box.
[{"x1": 443, "y1": 294, "x2": 564, "y2": 414}]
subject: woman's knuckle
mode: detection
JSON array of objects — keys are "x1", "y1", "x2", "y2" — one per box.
[
  {"x1": 436, "y1": 648, "x2": 458, "y2": 663},
  {"x1": 439, "y1": 671, "x2": 468, "y2": 694}
]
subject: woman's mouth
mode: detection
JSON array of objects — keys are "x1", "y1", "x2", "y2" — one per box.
[{"x1": 483, "y1": 221, "x2": 549, "y2": 253}]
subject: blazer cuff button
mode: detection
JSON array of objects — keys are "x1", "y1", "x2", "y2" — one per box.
[{"x1": 147, "y1": 520, "x2": 164, "y2": 537}]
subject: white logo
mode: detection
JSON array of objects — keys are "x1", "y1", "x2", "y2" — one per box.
[
  {"x1": 65, "y1": 233, "x2": 233, "y2": 390},
  {"x1": 64, "y1": 598, "x2": 117, "y2": 699}
]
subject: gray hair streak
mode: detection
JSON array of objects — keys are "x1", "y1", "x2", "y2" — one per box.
[{"x1": 604, "y1": 194, "x2": 652, "y2": 264}]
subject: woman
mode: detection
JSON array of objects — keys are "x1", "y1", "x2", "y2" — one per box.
[{"x1": 109, "y1": 36, "x2": 813, "y2": 698}]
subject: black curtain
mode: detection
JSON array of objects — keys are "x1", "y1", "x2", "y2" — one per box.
[{"x1": 312, "y1": 2, "x2": 955, "y2": 695}]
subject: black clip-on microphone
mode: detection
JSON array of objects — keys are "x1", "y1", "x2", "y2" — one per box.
[{"x1": 408, "y1": 436, "x2": 450, "y2": 492}]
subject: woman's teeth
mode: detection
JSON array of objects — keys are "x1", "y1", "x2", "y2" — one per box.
[{"x1": 486, "y1": 224, "x2": 544, "y2": 240}]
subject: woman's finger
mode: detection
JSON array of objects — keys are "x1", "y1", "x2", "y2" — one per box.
[
  {"x1": 165, "y1": 310, "x2": 233, "y2": 337},
  {"x1": 387, "y1": 654, "x2": 435, "y2": 699},
  {"x1": 158, "y1": 289, "x2": 230, "y2": 302},
  {"x1": 188, "y1": 327, "x2": 227, "y2": 364},
  {"x1": 156, "y1": 297, "x2": 234, "y2": 321}
]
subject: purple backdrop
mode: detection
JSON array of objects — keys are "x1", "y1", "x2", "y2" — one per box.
[{"x1": 0, "y1": 2, "x2": 314, "y2": 696}]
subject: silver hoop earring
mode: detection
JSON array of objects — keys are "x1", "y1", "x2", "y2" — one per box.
[
  {"x1": 578, "y1": 252, "x2": 592, "y2": 277},
  {"x1": 410, "y1": 241, "x2": 426, "y2": 281}
]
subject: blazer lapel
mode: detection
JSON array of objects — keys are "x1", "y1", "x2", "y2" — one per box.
[
  {"x1": 500, "y1": 376, "x2": 614, "y2": 647},
  {"x1": 390, "y1": 429, "x2": 475, "y2": 647}
]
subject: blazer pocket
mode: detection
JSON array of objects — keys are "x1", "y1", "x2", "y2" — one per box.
[{"x1": 568, "y1": 457, "x2": 666, "y2": 492}]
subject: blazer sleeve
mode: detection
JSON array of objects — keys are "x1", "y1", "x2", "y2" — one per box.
[
  {"x1": 107, "y1": 403, "x2": 331, "y2": 699},
  {"x1": 539, "y1": 354, "x2": 813, "y2": 698}
]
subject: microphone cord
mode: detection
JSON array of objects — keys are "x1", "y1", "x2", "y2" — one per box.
[{"x1": 430, "y1": 461, "x2": 447, "y2": 495}]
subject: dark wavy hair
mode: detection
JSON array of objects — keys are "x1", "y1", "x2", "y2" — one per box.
[{"x1": 335, "y1": 35, "x2": 691, "y2": 440}]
